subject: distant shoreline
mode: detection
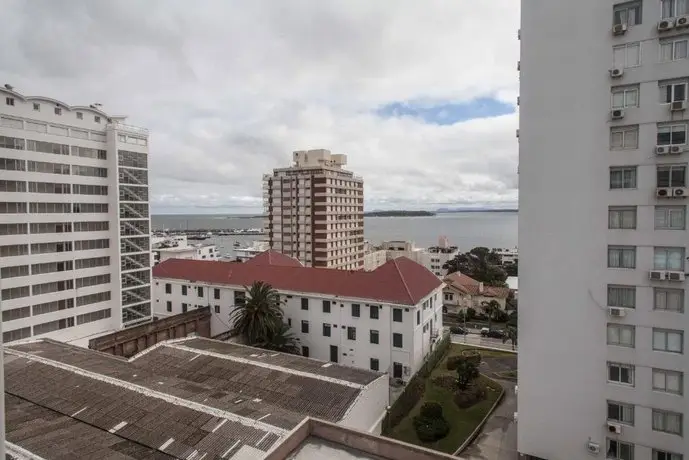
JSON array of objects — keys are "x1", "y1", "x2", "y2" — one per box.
[{"x1": 151, "y1": 209, "x2": 518, "y2": 218}]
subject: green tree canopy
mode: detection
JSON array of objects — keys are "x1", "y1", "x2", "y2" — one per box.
[
  {"x1": 443, "y1": 247, "x2": 508, "y2": 287},
  {"x1": 229, "y1": 281, "x2": 283, "y2": 345}
]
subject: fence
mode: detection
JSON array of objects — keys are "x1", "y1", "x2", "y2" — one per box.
[{"x1": 381, "y1": 332, "x2": 451, "y2": 434}]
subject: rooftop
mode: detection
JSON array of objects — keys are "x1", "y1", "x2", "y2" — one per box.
[
  {"x1": 4, "y1": 337, "x2": 385, "y2": 460},
  {"x1": 444, "y1": 272, "x2": 510, "y2": 299},
  {"x1": 244, "y1": 250, "x2": 303, "y2": 267},
  {"x1": 154, "y1": 256, "x2": 441, "y2": 306}
]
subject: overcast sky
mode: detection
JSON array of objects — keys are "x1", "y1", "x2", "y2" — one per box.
[{"x1": 0, "y1": 0, "x2": 520, "y2": 214}]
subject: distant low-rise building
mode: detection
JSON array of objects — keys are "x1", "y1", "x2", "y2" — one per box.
[
  {"x1": 363, "y1": 241, "x2": 387, "y2": 271},
  {"x1": 234, "y1": 240, "x2": 271, "y2": 262},
  {"x1": 442, "y1": 272, "x2": 511, "y2": 314},
  {"x1": 152, "y1": 251, "x2": 444, "y2": 379},
  {"x1": 151, "y1": 234, "x2": 219, "y2": 266},
  {"x1": 379, "y1": 236, "x2": 459, "y2": 277}
]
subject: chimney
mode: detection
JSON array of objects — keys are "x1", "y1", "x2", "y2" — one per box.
[{"x1": 479, "y1": 282, "x2": 484, "y2": 294}]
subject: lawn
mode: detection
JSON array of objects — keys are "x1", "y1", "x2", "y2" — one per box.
[
  {"x1": 452, "y1": 344, "x2": 515, "y2": 358},
  {"x1": 388, "y1": 344, "x2": 503, "y2": 454}
]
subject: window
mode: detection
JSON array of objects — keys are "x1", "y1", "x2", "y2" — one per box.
[
  {"x1": 370, "y1": 358, "x2": 379, "y2": 371},
  {"x1": 661, "y1": 0, "x2": 689, "y2": 19},
  {"x1": 652, "y1": 409, "x2": 683, "y2": 435},
  {"x1": 5, "y1": 97, "x2": 14, "y2": 106},
  {"x1": 301, "y1": 320, "x2": 309, "y2": 333},
  {"x1": 608, "y1": 362, "x2": 634, "y2": 385},
  {"x1": 606, "y1": 439, "x2": 634, "y2": 460},
  {"x1": 608, "y1": 207, "x2": 636, "y2": 229},
  {"x1": 659, "y1": 165, "x2": 687, "y2": 189},
  {"x1": 370, "y1": 305, "x2": 379, "y2": 319},
  {"x1": 94, "y1": 116, "x2": 101, "y2": 123},
  {"x1": 608, "y1": 246, "x2": 636, "y2": 268},
  {"x1": 32, "y1": 102, "x2": 39, "y2": 111},
  {"x1": 182, "y1": 285, "x2": 187, "y2": 296},
  {"x1": 182, "y1": 303, "x2": 188, "y2": 313},
  {"x1": 607, "y1": 324, "x2": 635, "y2": 347},
  {"x1": 660, "y1": 37, "x2": 688, "y2": 62},
  {"x1": 287, "y1": 318, "x2": 291, "y2": 327},
  {"x1": 657, "y1": 123, "x2": 687, "y2": 146},
  {"x1": 393, "y1": 333, "x2": 403, "y2": 348},
  {"x1": 301, "y1": 298, "x2": 309, "y2": 310},
  {"x1": 653, "y1": 368, "x2": 683, "y2": 394},
  {"x1": 302, "y1": 346, "x2": 309, "y2": 357},
  {"x1": 370, "y1": 329, "x2": 379, "y2": 344},
  {"x1": 608, "y1": 285, "x2": 636, "y2": 308},
  {"x1": 613, "y1": 1, "x2": 642, "y2": 26},
  {"x1": 76, "y1": 112, "x2": 83, "y2": 120},
  {"x1": 234, "y1": 291, "x2": 246, "y2": 306},
  {"x1": 660, "y1": 81, "x2": 687, "y2": 103},
  {"x1": 610, "y1": 126, "x2": 639, "y2": 150},
  {"x1": 653, "y1": 328, "x2": 683, "y2": 353},
  {"x1": 654, "y1": 247, "x2": 685, "y2": 271},
  {"x1": 610, "y1": 167, "x2": 637, "y2": 189},
  {"x1": 164, "y1": 283, "x2": 172, "y2": 294},
  {"x1": 654, "y1": 288, "x2": 684, "y2": 312},
  {"x1": 54, "y1": 107, "x2": 61, "y2": 115},
  {"x1": 323, "y1": 323, "x2": 331, "y2": 337},
  {"x1": 653, "y1": 449, "x2": 683, "y2": 460},
  {"x1": 214, "y1": 305, "x2": 220, "y2": 314},
  {"x1": 612, "y1": 86, "x2": 639, "y2": 108},
  {"x1": 347, "y1": 326, "x2": 356, "y2": 340},
  {"x1": 351, "y1": 304, "x2": 360, "y2": 317},
  {"x1": 655, "y1": 206, "x2": 686, "y2": 229},
  {"x1": 197, "y1": 286, "x2": 203, "y2": 297},
  {"x1": 322, "y1": 300, "x2": 330, "y2": 313},
  {"x1": 393, "y1": 308, "x2": 403, "y2": 322},
  {"x1": 214, "y1": 288, "x2": 220, "y2": 300},
  {"x1": 607, "y1": 401, "x2": 635, "y2": 425},
  {"x1": 613, "y1": 43, "x2": 641, "y2": 68},
  {"x1": 166, "y1": 301, "x2": 172, "y2": 312}
]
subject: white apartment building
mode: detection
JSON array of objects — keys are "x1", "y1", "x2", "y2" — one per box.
[
  {"x1": 151, "y1": 234, "x2": 219, "y2": 266},
  {"x1": 152, "y1": 252, "x2": 444, "y2": 378},
  {"x1": 520, "y1": 1, "x2": 688, "y2": 459},
  {"x1": 0, "y1": 85, "x2": 152, "y2": 345},
  {"x1": 379, "y1": 236, "x2": 459, "y2": 277},
  {"x1": 263, "y1": 149, "x2": 365, "y2": 270},
  {"x1": 234, "y1": 240, "x2": 271, "y2": 262}
]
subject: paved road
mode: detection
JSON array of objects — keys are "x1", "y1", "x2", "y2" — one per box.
[{"x1": 451, "y1": 333, "x2": 518, "y2": 353}]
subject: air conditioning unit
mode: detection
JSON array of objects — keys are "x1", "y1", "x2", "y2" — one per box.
[
  {"x1": 658, "y1": 19, "x2": 675, "y2": 31},
  {"x1": 674, "y1": 187, "x2": 688, "y2": 197},
  {"x1": 670, "y1": 145, "x2": 684, "y2": 154},
  {"x1": 611, "y1": 109, "x2": 625, "y2": 120},
  {"x1": 612, "y1": 23, "x2": 627, "y2": 35},
  {"x1": 607, "y1": 422, "x2": 623, "y2": 434},
  {"x1": 667, "y1": 271, "x2": 686, "y2": 281},
  {"x1": 650, "y1": 270, "x2": 667, "y2": 280},
  {"x1": 657, "y1": 187, "x2": 672, "y2": 198},
  {"x1": 608, "y1": 307, "x2": 626, "y2": 317},
  {"x1": 671, "y1": 100, "x2": 687, "y2": 111},
  {"x1": 586, "y1": 441, "x2": 601, "y2": 454},
  {"x1": 656, "y1": 145, "x2": 671, "y2": 155},
  {"x1": 676, "y1": 15, "x2": 689, "y2": 27},
  {"x1": 609, "y1": 68, "x2": 624, "y2": 78}
]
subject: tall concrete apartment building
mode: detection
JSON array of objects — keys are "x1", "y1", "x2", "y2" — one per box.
[
  {"x1": 520, "y1": 1, "x2": 688, "y2": 459},
  {"x1": 263, "y1": 149, "x2": 364, "y2": 270},
  {"x1": 0, "y1": 85, "x2": 152, "y2": 345}
]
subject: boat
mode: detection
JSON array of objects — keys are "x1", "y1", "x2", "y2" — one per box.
[{"x1": 233, "y1": 242, "x2": 241, "y2": 248}]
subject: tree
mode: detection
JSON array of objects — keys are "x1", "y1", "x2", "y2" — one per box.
[
  {"x1": 255, "y1": 321, "x2": 300, "y2": 354},
  {"x1": 229, "y1": 281, "x2": 283, "y2": 345},
  {"x1": 504, "y1": 259, "x2": 518, "y2": 277},
  {"x1": 443, "y1": 247, "x2": 508, "y2": 287},
  {"x1": 455, "y1": 356, "x2": 480, "y2": 390},
  {"x1": 481, "y1": 300, "x2": 501, "y2": 330},
  {"x1": 502, "y1": 325, "x2": 518, "y2": 350},
  {"x1": 413, "y1": 402, "x2": 450, "y2": 442}
]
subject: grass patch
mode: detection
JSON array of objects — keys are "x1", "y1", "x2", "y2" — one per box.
[
  {"x1": 453, "y1": 344, "x2": 515, "y2": 358},
  {"x1": 388, "y1": 344, "x2": 503, "y2": 454}
]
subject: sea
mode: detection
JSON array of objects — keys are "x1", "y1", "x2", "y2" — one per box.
[{"x1": 151, "y1": 212, "x2": 518, "y2": 259}]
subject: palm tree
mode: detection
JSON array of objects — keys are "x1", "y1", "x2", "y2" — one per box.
[
  {"x1": 256, "y1": 322, "x2": 300, "y2": 354},
  {"x1": 481, "y1": 300, "x2": 501, "y2": 330},
  {"x1": 229, "y1": 281, "x2": 283, "y2": 345},
  {"x1": 502, "y1": 325, "x2": 518, "y2": 350}
]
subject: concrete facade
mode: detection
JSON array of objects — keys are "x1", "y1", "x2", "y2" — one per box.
[{"x1": 520, "y1": 1, "x2": 688, "y2": 458}]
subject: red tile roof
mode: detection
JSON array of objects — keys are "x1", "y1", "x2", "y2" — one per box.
[
  {"x1": 153, "y1": 256, "x2": 442, "y2": 305},
  {"x1": 244, "y1": 250, "x2": 303, "y2": 267},
  {"x1": 443, "y1": 272, "x2": 510, "y2": 299}
]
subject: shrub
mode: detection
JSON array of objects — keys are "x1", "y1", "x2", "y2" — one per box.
[
  {"x1": 413, "y1": 416, "x2": 450, "y2": 442},
  {"x1": 446, "y1": 355, "x2": 463, "y2": 371},
  {"x1": 466, "y1": 307, "x2": 476, "y2": 320},
  {"x1": 454, "y1": 383, "x2": 487, "y2": 409},
  {"x1": 419, "y1": 401, "x2": 443, "y2": 419},
  {"x1": 461, "y1": 349, "x2": 482, "y2": 365},
  {"x1": 456, "y1": 357, "x2": 480, "y2": 390},
  {"x1": 492, "y1": 309, "x2": 509, "y2": 323},
  {"x1": 432, "y1": 375, "x2": 458, "y2": 391}
]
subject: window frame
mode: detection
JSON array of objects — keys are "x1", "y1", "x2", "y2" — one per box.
[
  {"x1": 347, "y1": 326, "x2": 356, "y2": 341},
  {"x1": 607, "y1": 285, "x2": 636, "y2": 308},
  {"x1": 608, "y1": 206, "x2": 637, "y2": 229},
  {"x1": 392, "y1": 308, "x2": 403, "y2": 322},
  {"x1": 606, "y1": 438, "x2": 634, "y2": 460},
  {"x1": 370, "y1": 329, "x2": 379, "y2": 344},
  {"x1": 613, "y1": 42, "x2": 641, "y2": 69},
  {"x1": 661, "y1": 0, "x2": 689, "y2": 19},
  {"x1": 613, "y1": 1, "x2": 642, "y2": 27},
  {"x1": 657, "y1": 123, "x2": 687, "y2": 146},
  {"x1": 654, "y1": 287, "x2": 685, "y2": 312},
  {"x1": 323, "y1": 323, "x2": 331, "y2": 337},
  {"x1": 301, "y1": 298, "x2": 309, "y2": 311},
  {"x1": 657, "y1": 164, "x2": 687, "y2": 187},
  {"x1": 659, "y1": 81, "x2": 688, "y2": 104},
  {"x1": 653, "y1": 246, "x2": 685, "y2": 271},
  {"x1": 370, "y1": 358, "x2": 379, "y2": 371},
  {"x1": 322, "y1": 300, "x2": 331, "y2": 313},
  {"x1": 609, "y1": 166, "x2": 637, "y2": 190},
  {"x1": 652, "y1": 449, "x2": 683, "y2": 460},
  {"x1": 607, "y1": 401, "x2": 635, "y2": 425},
  {"x1": 607, "y1": 323, "x2": 636, "y2": 348},
  {"x1": 655, "y1": 205, "x2": 686, "y2": 230},
  {"x1": 610, "y1": 126, "x2": 639, "y2": 150},
  {"x1": 659, "y1": 37, "x2": 689, "y2": 62},
  {"x1": 653, "y1": 328, "x2": 684, "y2": 353},
  {"x1": 369, "y1": 305, "x2": 379, "y2": 319},
  {"x1": 652, "y1": 368, "x2": 683, "y2": 395},
  {"x1": 611, "y1": 86, "x2": 640, "y2": 109},
  {"x1": 351, "y1": 303, "x2": 360, "y2": 317},
  {"x1": 392, "y1": 332, "x2": 403, "y2": 348},
  {"x1": 301, "y1": 320, "x2": 309, "y2": 334},
  {"x1": 608, "y1": 245, "x2": 636, "y2": 269},
  {"x1": 607, "y1": 362, "x2": 635, "y2": 386},
  {"x1": 652, "y1": 409, "x2": 683, "y2": 436}
]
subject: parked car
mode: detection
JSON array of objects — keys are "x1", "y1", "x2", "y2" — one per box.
[
  {"x1": 450, "y1": 326, "x2": 468, "y2": 335},
  {"x1": 481, "y1": 329, "x2": 505, "y2": 339}
]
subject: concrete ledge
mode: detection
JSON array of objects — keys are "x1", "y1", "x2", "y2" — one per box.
[{"x1": 452, "y1": 378, "x2": 506, "y2": 456}]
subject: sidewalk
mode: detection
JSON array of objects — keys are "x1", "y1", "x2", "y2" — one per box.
[{"x1": 460, "y1": 379, "x2": 518, "y2": 460}]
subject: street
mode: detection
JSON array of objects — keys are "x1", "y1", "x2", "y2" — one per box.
[{"x1": 450, "y1": 332, "x2": 518, "y2": 353}]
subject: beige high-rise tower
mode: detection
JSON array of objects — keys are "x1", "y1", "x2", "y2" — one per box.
[{"x1": 263, "y1": 149, "x2": 364, "y2": 269}]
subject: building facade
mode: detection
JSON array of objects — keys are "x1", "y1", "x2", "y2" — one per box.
[
  {"x1": 520, "y1": 1, "x2": 688, "y2": 459},
  {"x1": 0, "y1": 85, "x2": 152, "y2": 345},
  {"x1": 151, "y1": 234, "x2": 219, "y2": 266},
  {"x1": 442, "y1": 272, "x2": 510, "y2": 314},
  {"x1": 263, "y1": 149, "x2": 364, "y2": 270},
  {"x1": 152, "y1": 254, "x2": 444, "y2": 378},
  {"x1": 378, "y1": 236, "x2": 459, "y2": 277}
]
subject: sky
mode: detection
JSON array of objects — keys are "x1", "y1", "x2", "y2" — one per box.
[{"x1": 0, "y1": 0, "x2": 520, "y2": 214}]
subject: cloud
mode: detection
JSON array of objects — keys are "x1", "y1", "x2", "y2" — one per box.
[{"x1": 0, "y1": 0, "x2": 520, "y2": 213}]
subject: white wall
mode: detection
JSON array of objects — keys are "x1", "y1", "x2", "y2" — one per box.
[{"x1": 338, "y1": 374, "x2": 389, "y2": 434}]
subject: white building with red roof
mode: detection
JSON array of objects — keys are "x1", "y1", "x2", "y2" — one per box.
[{"x1": 152, "y1": 250, "x2": 444, "y2": 379}]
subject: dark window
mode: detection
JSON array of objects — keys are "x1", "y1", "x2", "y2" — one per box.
[
  {"x1": 370, "y1": 358, "x2": 379, "y2": 371},
  {"x1": 214, "y1": 305, "x2": 220, "y2": 313},
  {"x1": 214, "y1": 288, "x2": 220, "y2": 299},
  {"x1": 182, "y1": 285, "x2": 187, "y2": 296},
  {"x1": 351, "y1": 304, "x2": 360, "y2": 317},
  {"x1": 197, "y1": 286, "x2": 203, "y2": 297},
  {"x1": 393, "y1": 308, "x2": 403, "y2": 322},
  {"x1": 166, "y1": 301, "x2": 172, "y2": 312},
  {"x1": 301, "y1": 298, "x2": 309, "y2": 310},
  {"x1": 302, "y1": 346, "x2": 310, "y2": 357},
  {"x1": 322, "y1": 300, "x2": 331, "y2": 313},
  {"x1": 370, "y1": 329, "x2": 379, "y2": 344},
  {"x1": 301, "y1": 320, "x2": 309, "y2": 333},
  {"x1": 234, "y1": 291, "x2": 246, "y2": 306},
  {"x1": 417, "y1": 310, "x2": 420, "y2": 325},
  {"x1": 370, "y1": 305, "x2": 379, "y2": 319},
  {"x1": 657, "y1": 165, "x2": 686, "y2": 187},
  {"x1": 330, "y1": 345, "x2": 338, "y2": 363},
  {"x1": 165, "y1": 283, "x2": 171, "y2": 294},
  {"x1": 323, "y1": 323, "x2": 331, "y2": 337},
  {"x1": 393, "y1": 333, "x2": 403, "y2": 348},
  {"x1": 288, "y1": 318, "x2": 292, "y2": 327},
  {"x1": 347, "y1": 326, "x2": 356, "y2": 340},
  {"x1": 182, "y1": 303, "x2": 188, "y2": 313}
]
